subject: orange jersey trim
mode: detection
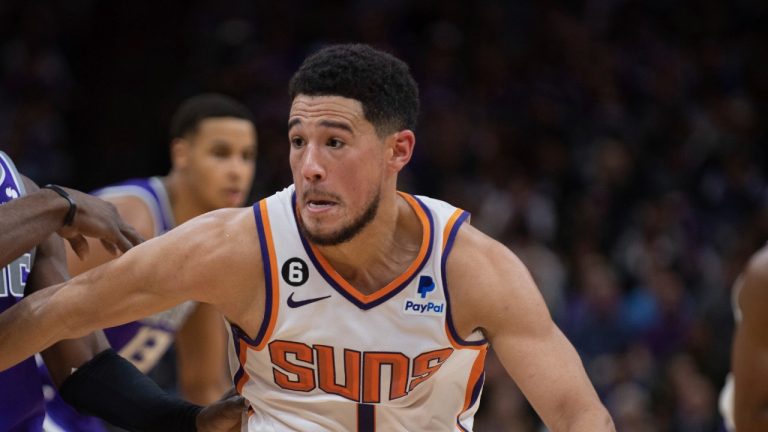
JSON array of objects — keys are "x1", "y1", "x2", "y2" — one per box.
[
  {"x1": 305, "y1": 192, "x2": 432, "y2": 305},
  {"x1": 456, "y1": 346, "x2": 487, "y2": 430},
  {"x1": 254, "y1": 199, "x2": 279, "y2": 350},
  {"x1": 442, "y1": 209, "x2": 465, "y2": 251}
]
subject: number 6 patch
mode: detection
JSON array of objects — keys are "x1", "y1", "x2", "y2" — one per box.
[{"x1": 281, "y1": 257, "x2": 309, "y2": 286}]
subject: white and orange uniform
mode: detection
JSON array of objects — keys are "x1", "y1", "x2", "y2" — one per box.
[
  {"x1": 228, "y1": 185, "x2": 488, "y2": 431},
  {"x1": 719, "y1": 276, "x2": 743, "y2": 432}
]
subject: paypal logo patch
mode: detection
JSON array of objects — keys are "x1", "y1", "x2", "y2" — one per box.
[
  {"x1": 417, "y1": 276, "x2": 435, "y2": 298},
  {"x1": 404, "y1": 275, "x2": 444, "y2": 316},
  {"x1": 403, "y1": 300, "x2": 445, "y2": 316}
]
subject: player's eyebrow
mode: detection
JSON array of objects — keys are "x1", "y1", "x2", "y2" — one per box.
[
  {"x1": 287, "y1": 118, "x2": 354, "y2": 134},
  {"x1": 318, "y1": 120, "x2": 353, "y2": 133}
]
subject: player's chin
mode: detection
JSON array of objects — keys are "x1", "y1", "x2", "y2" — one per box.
[
  {"x1": 302, "y1": 219, "x2": 340, "y2": 238},
  {"x1": 218, "y1": 193, "x2": 246, "y2": 208}
]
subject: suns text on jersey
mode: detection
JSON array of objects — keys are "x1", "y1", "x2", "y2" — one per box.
[{"x1": 268, "y1": 340, "x2": 454, "y2": 403}]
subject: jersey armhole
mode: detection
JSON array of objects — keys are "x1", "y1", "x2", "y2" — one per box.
[{"x1": 441, "y1": 210, "x2": 488, "y2": 348}]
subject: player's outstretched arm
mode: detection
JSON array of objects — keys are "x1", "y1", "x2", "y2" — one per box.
[
  {"x1": 24, "y1": 213, "x2": 243, "y2": 432},
  {"x1": 447, "y1": 224, "x2": 615, "y2": 432},
  {"x1": 0, "y1": 176, "x2": 143, "y2": 267},
  {"x1": 733, "y1": 247, "x2": 768, "y2": 431},
  {"x1": 0, "y1": 207, "x2": 260, "y2": 372},
  {"x1": 58, "y1": 191, "x2": 234, "y2": 405}
]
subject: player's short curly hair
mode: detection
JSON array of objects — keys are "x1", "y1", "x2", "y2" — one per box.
[
  {"x1": 170, "y1": 93, "x2": 254, "y2": 138},
  {"x1": 288, "y1": 44, "x2": 419, "y2": 136}
]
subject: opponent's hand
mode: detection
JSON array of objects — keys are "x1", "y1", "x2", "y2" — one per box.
[
  {"x1": 56, "y1": 188, "x2": 144, "y2": 258},
  {"x1": 196, "y1": 395, "x2": 245, "y2": 432}
]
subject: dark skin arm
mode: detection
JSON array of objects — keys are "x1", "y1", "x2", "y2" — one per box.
[
  {"x1": 0, "y1": 176, "x2": 143, "y2": 267},
  {"x1": 734, "y1": 246, "x2": 768, "y2": 431}
]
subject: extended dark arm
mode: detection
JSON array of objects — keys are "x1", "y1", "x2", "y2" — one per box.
[
  {"x1": 0, "y1": 177, "x2": 71, "y2": 267},
  {"x1": 0, "y1": 176, "x2": 142, "y2": 267}
]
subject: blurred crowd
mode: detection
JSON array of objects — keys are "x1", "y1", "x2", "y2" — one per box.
[{"x1": 2, "y1": 0, "x2": 768, "y2": 431}]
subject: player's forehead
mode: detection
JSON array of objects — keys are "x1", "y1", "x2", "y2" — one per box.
[
  {"x1": 288, "y1": 95, "x2": 368, "y2": 132},
  {"x1": 192, "y1": 117, "x2": 256, "y2": 145},
  {"x1": 195, "y1": 117, "x2": 254, "y2": 135}
]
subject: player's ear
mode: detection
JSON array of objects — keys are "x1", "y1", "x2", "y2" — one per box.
[
  {"x1": 170, "y1": 138, "x2": 190, "y2": 169},
  {"x1": 386, "y1": 129, "x2": 415, "y2": 173}
]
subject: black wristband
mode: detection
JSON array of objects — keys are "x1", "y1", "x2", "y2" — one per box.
[
  {"x1": 59, "y1": 349, "x2": 201, "y2": 432},
  {"x1": 43, "y1": 184, "x2": 77, "y2": 226}
]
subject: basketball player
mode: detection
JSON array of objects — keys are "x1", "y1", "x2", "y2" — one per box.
[
  {"x1": 719, "y1": 245, "x2": 768, "y2": 431},
  {"x1": 42, "y1": 93, "x2": 257, "y2": 431},
  {"x1": 0, "y1": 151, "x2": 242, "y2": 431},
  {"x1": 0, "y1": 44, "x2": 614, "y2": 431}
]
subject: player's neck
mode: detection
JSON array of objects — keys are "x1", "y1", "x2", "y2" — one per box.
[
  {"x1": 162, "y1": 173, "x2": 209, "y2": 226},
  {"x1": 314, "y1": 194, "x2": 423, "y2": 295}
]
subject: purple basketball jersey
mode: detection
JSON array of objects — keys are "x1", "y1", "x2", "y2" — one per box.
[{"x1": 0, "y1": 151, "x2": 45, "y2": 432}]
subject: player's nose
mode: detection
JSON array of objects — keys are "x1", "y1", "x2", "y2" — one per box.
[
  {"x1": 300, "y1": 144, "x2": 326, "y2": 182},
  {"x1": 227, "y1": 155, "x2": 252, "y2": 180}
]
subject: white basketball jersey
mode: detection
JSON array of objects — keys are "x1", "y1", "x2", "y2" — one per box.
[
  {"x1": 719, "y1": 276, "x2": 743, "y2": 432},
  {"x1": 228, "y1": 185, "x2": 489, "y2": 431}
]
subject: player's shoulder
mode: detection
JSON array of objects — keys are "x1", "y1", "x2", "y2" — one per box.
[
  {"x1": 449, "y1": 222, "x2": 525, "y2": 277},
  {"x1": 445, "y1": 219, "x2": 546, "y2": 338},
  {"x1": 446, "y1": 221, "x2": 536, "y2": 310},
  {"x1": 183, "y1": 207, "x2": 256, "y2": 234},
  {"x1": 164, "y1": 207, "x2": 262, "y2": 278},
  {"x1": 746, "y1": 245, "x2": 768, "y2": 276},
  {"x1": 740, "y1": 245, "x2": 768, "y2": 301},
  {"x1": 173, "y1": 207, "x2": 260, "y2": 257}
]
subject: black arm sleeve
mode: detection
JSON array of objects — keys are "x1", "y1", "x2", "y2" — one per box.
[{"x1": 59, "y1": 349, "x2": 202, "y2": 432}]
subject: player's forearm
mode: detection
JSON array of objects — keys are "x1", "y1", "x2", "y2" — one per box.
[
  {"x1": 0, "y1": 188, "x2": 69, "y2": 266},
  {"x1": 540, "y1": 397, "x2": 614, "y2": 432},
  {"x1": 181, "y1": 382, "x2": 230, "y2": 406},
  {"x1": 559, "y1": 408, "x2": 615, "y2": 432},
  {"x1": 735, "y1": 404, "x2": 768, "y2": 431},
  {"x1": 0, "y1": 283, "x2": 71, "y2": 371}
]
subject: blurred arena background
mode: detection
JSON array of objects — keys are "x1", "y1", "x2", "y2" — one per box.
[{"x1": 2, "y1": 1, "x2": 767, "y2": 430}]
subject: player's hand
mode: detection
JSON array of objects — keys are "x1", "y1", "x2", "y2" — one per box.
[
  {"x1": 55, "y1": 188, "x2": 144, "y2": 258},
  {"x1": 196, "y1": 395, "x2": 245, "y2": 432}
]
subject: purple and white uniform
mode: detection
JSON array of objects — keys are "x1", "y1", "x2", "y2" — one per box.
[{"x1": 0, "y1": 151, "x2": 42, "y2": 432}]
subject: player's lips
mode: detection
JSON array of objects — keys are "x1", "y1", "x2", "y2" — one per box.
[
  {"x1": 224, "y1": 189, "x2": 244, "y2": 204},
  {"x1": 302, "y1": 192, "x2": 340, "y2": 214},
  {"x1": 305, "y1": 199, "x2": 337, "y2": 213}
]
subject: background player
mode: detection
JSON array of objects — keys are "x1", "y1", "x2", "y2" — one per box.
[
  {"x1": 0, "y1": 150, "x2": 242, "y2": 431},
  {"x1": 0, "y1": 44, "x2": 613, "y2": 431},
  {"x1": 43, "y1": 93, "x2": 257, "y2": 430},
  {"x1": 720, "y1": 244, "x2": 768, "y2": 432}
]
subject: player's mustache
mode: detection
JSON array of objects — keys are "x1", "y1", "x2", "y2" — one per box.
[{"x1": 302, "y1": 189, "x2": 342, "y2": 203}]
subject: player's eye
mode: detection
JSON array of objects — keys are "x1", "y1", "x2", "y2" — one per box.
[
  {"x1": 211, "y1": 146, "x2": 230, "y2": 158},
  {"x1": 327, "y1": 138, "x2": 344, "y2": 149},
  {"x1": 242, "y1": 149, "x2": 256, "y2": 161},
  {"x1": 291, "y1": 137, "x2": 305, "y2": 148}
]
